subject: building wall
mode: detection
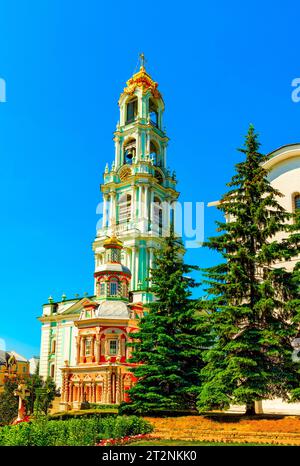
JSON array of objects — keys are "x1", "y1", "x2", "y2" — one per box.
[
  {"x1": 0, "y1": 361, "x2": 30, "y2": 392},
  {"x1": 265, "y1": 152, "x2": 300, "y2": 272},
  {"x1": 39, "y1": 316, "x2": 79, "y2": 390}
]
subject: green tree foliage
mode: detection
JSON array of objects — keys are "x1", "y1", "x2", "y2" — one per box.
[
  {"x1": 26, "y1": 362, "x2": 43, "y2": 414},
  {"x1": 122, "y1": 232, "x2": 209, "y2": 414},
  {"x1": 33, "y1": 377, "x2": 57, "y2": 416},
  {"x1": 197, "y1": 125, "x2": 300, "y2": 415},
  {"x1": 0, "y1": 378, "x2": 19, "y2": 425}
]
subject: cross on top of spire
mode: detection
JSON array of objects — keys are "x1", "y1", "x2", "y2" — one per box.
[{"x1": 139, "y1": 52, "x2": 146, "y2": 69}]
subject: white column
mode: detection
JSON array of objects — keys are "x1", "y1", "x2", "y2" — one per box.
[
  {"x1": 144, "y1": 185, "x2": 149, "y2": 221},
  {"x1": 110, "y1": 192, "x2": 116, "y2": 225},
  {"x1": 131, "y1": 247, "x2": 136, "y2": 290},
  {"x1": 120, "y1": 105, "x2": 125, "y2": 126},
  {"x1": 138, "y1": 185, "x2": 143, "y2": 219},
  {"x1": 146, "y1": 132, "x2": 150, "y2": 156},
  {"x1": 114, "y1": 137, "x2": 120, "y2": 167},
  {"x1": 136, "y1": 131, "x2": 140, "y2": 161},
  {"x1": 149, "y1": 248, "x2": 154, "y2": 270},
  {"x1": 150, "y1": 189, "x2": 155, "y2": 230},
  {"x1": 148, "y1": 247, "x2": 154, "y2": 286},
  {"x1": 130, "y1": 188, "x2": 134, "y2": 221},
  {"x1": 163, "y1": 143, "x2": 167, "y2": 168},
  {"x1": 108, "y1": 194, "x2": 112, "y2": 227},
  {"x1": 131, "y1": 186, "x2": 137, "y2": 223},
  {"x1": 103, "y1": 195, "x2": 108, "y2": 228},
  {"x1": 135, "y1": 247, "x2": 139, "y2": 290}
]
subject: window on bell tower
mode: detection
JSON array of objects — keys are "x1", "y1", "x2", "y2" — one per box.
[
  {"x1": 123, "y1": 138, "x2": 136, "y2": 165},
  {"x1": 149, "y1": 98, "x2": 158, "y2": 127},
  {"x1": 126, "y1": 98, "x2": 138, "y2": 124},
  {"x1": 153, "y1": 197, "x2": 163, "y2": 236},
  {"x1": 119, "y1": 193, "x2": 132, "y2": 223},
  {"x1": 150, "y1": 141, "x2": 161, "y2": 167}
]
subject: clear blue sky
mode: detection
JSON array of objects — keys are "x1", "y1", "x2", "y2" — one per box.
[{"x1": 0, "y1": 0, "x2": 300, "y2": 359}]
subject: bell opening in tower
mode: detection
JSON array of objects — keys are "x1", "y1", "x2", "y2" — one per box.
[
  {"x1": 149, "y1": 98, "x2": 159, "y2": 127},
  {"x1": 123, "y1": 138, "x2": 136, "y2": 165},
  {"x1": 126, "y1": 97, "x2": 138, "y2": 124},
  {"x1": 150, "y1": 141, "x2": 161, "y2": 167}
]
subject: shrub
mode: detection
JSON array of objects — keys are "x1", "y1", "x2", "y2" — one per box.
[
  {"x1": 49, "y1": 409, "x2": 117, "y2": 421},
  {"x1": 0, "y1": 415, "x2": 153, "y2": 446},
  {"x1": 119, "y1": 402, "x2": 197, "y2": 417}
]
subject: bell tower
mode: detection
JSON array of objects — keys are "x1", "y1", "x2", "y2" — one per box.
[{"x1": 93, "y1": 56, "x2": 179, "y2": 303}]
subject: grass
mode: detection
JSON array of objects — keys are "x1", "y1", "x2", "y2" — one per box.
[{"x1": 143, "y1": 414, "x2": 300, "y2": 446}]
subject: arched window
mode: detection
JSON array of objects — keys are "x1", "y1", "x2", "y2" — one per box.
[
  {"x1": 119, "y1": 193, "x2": 131, "y2": 223},
  {"x1": 123, "y1": 138, "x2": 136, "y2": 165},
  {"x1": 110, "y1": 279, "x2": 119, "y2": 296},
  {"x1": 294, "y1": 194, "x2": 300, "y2": 212},
  {"x1": 108, "y1": 339, "x2": 118, "y2": 356},
  {"x1": 50, "y1": 364, "x2": 55, "y2": 378},
  {"x1": 99, "y1": 281, "x2": 106, "y2": 296},
  {"x1": 149, "y1": 98, "x2": 158, "y2": 127},
  {"x1": 85, "y1": 338, "x2": 92, "y2": 356},
  {"x1": 121, "y1": 281, "x2": 128, "y2": 297},
  {"x1": 126, "y1": 97, "x2": 138, "y2": 124},
  {"x1": 153, "y1": 196, "x2": 163, "y2": 236},
  {"x1": 51, "y1": 340, "x2": 56, "y2": 354},
  {"x1": 150, "y1": 141, "x2": 161, "y2": 167}
]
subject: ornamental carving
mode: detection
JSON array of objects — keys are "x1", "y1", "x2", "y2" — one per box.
[{"x1": 122, "y1": 70, "x2": 161, "y2": 99}]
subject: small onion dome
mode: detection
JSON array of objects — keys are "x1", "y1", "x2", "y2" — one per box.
[{"x1": 103, "y1": 235, "x2": 123, "y2": 249}]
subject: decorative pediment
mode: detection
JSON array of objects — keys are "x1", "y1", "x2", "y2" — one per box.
[
  {"x1": 60, "y1": 298, "x2": 95, "y2": 316},
  {"x1": 70, "y1": 374, "x2": 81, "y2": 382},
  {"x1": 95, "y1": 374, "x2": 104, "y2": 382},
  {"x1": 83, "y1": 375, "x2": 92, "y2": 382}
]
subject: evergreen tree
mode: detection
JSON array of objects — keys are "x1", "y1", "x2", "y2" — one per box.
[
  {"x1": 26, "y1": 362, "x2": 43, "y2": 414},
  {"x1": 197, "y1": 125, "x2": 300, "y2": 415},
  {"x1": 0, "y1": 377, "x2": 19, "y2": 425},
  {"x1": 121, "y1": 232, "x2": 208, "y2": 414},
  {"x1": 40, "y1": 377, "x2": 57, "y2": 415}
]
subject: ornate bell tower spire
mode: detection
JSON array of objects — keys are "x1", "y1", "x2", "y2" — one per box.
[{"x1": 93, "y1": 57, "x2": 179, "y2": 303}]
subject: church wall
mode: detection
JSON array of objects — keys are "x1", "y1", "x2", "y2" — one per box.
[
  {"x1": 266, "y1": 155, "x2": 300, "y2": 272},
  {"x1": 39, "y1": 323, "x2": 50, "y2": 380}
]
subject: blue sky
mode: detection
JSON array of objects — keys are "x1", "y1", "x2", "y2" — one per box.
[{"x1": 0, "y1": 0, "x2": 300, "y2": 358}]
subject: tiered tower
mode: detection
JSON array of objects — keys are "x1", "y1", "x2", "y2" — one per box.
[{"x1": 93, "y1": 56, "x2": 179, "y2": 303}]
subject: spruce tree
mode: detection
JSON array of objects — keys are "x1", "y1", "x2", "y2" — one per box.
[
  {"x1": 197, "y1": 125, "x2": 300, "y2": 415},
  {"x1": 121, "y1": 232, "x2": 208, "y2": 414},
  {"x1": 0, "y1": 378, "x2": 19, "y2": 425}
]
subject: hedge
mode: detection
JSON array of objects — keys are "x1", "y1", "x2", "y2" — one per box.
[
  {"x1": 0, "y1": 415, "x2": 153, "y2": 446},
  {"x1": 49, "y1": 409, "x2": 118, "y2": 421}
]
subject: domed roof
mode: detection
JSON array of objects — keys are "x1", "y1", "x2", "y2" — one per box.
[
  {"x1": 103, "y1": 235, "x2": 123, "y2": 248},
  {"x1": 96, "y1": 263, "x2": 131, "y2": 276},
  {"x1": 96, "y1": 300, "x2": 130, "y2": 319},
  {"x1": 120, "y1": 63, "x2": 162, "y2": 101}
]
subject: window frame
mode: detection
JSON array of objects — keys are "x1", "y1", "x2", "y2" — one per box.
[
  {"x1": 108, "y1": 339, "x2": 118, "y2": 356},
  {"x1": 126, "y1": 98, "x2": 138, "y2": 124}
]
